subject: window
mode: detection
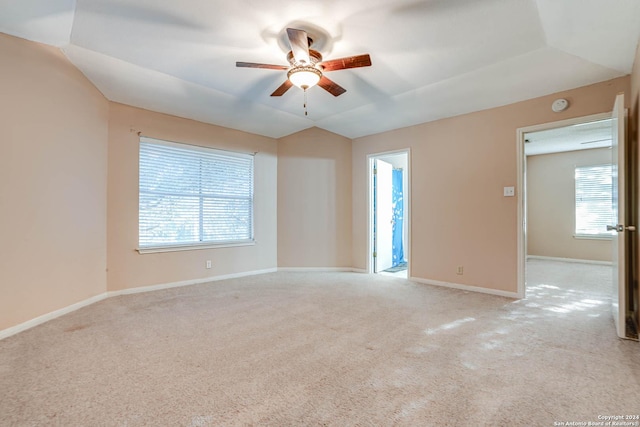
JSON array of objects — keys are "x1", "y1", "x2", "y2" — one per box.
[
  {"x1": 575, "y1": 164, "x2": 613, "y2": 238},
  {"x1": 139, "y1": 137, "x2": 254, "y2": 250}
]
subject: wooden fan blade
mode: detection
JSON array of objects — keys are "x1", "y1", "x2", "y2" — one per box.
[
  {"x1": 236, "y1": 62, "x2": 288, "y2": 70},
  {"x1": 318, "y1": 76, "x2": 346, "y2": 97},
  {"x1": 286, "y1": 28, "x2": 311, "y2": 65},
  {"x1": 321, "y1": 54, "x2": 372, "y2": 72},
  {"x1": 271, "y1": 80, "x2": 293, "y2": 96}
]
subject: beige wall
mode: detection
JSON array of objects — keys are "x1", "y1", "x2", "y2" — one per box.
[
  {"x1": 0, "y1": 34, "x2": 109, "y2": 330},
  {"x1": 353, "y1": 76, "x2": 630, "y2": 293},
  {"x1": 527, "y1": 148, "x2": 612, "y2": 262},
  {"x1": 277, "y1": 127, "x2": 352, "y2": 268},
  {"x1": 107, "y1": 103, "x2": 278, "y2": 291}
]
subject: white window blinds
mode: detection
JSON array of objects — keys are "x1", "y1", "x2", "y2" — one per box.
[
  {"x1": 139, "y1": 137, "x2": 254, "y2": 248},
  {"x1": 575, "y1": 164, "x2": 613, "y2": 237}
]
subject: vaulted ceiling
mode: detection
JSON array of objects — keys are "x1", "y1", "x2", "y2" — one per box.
[{"x1": 1, "y1": 0, "x2": 639, "y2": 138}]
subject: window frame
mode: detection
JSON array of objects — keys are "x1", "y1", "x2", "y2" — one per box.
[
  {"x1": 137, "y1": 136, "x2": 255, "y2": 254},
  {"x1": 574, "y1": 163, "x2": 614, "y2": 240}
]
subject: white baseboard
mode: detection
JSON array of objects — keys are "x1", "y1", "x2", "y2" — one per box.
[
  {"x1": 277, "y1": 267, "x2": 367, "y2": 274},
  {"x1": 277, "y1": 267, "x2": 355, "y2": 272},
  {"x1": 0, "y1": 268, "x2": 277, "y2": 341},
  {"x1": 526, "y1": 255, "x2": 612, "y2": 266},
  {"x1": 3, "y1": 268, "x2": 521, "y2": 340},
  {"x1": 0, "y1": 293, "x2": 108, "y2": 341},
  {"x1": 108, "y1": 268, "x2": 278, "y2": 297},
  {"x1": 410, "y1": 276, "x2": 520, "y2": 299}
]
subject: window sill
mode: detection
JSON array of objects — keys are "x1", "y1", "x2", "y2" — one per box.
[
  {"x1": 573, "y1": 234, "x2": 613, "y2": 241},
  {"x1": 137, "y1": 240, "x2": 256, "y2": 254}
]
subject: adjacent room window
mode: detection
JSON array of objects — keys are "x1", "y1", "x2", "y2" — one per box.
[
  {"x1": 139, "y1": 137, "x2": 254, "y2": 249},
  {"x1": 575, "y1": 164, "x2": 613, "y2": 238}
]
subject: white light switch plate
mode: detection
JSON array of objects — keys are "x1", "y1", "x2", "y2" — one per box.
[{"x1": 504, "y1": 186, "x2": 515, "y2": 197}]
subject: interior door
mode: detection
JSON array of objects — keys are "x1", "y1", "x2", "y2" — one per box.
[
  {"x1": 375, "y1": 159, "x2": 394, "y2": 272},
  {"x1": 610, "y1": 93, "x2": 630, "y2": 339}
]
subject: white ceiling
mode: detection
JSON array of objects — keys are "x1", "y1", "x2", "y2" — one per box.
[
  {"x1": 525, "y1": 118, "x2": 612, "y2": 156},
  {"x1": 1, "y1": 0, "x2": 639, "y2": 139}
]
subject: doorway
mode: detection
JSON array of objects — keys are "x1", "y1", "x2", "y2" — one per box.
[
  {"x1": 368, "y1": 150, "x2": 410, "y2": 278},
  {"x1": 520, "y1": 115, "x2": 615, "y2": 320},
  {"x1": 517, "y1": 108, "x2": 639, "y2": 340},
  {"x1": 517, "y1": 112, "x2": 613, "y2": 297}
]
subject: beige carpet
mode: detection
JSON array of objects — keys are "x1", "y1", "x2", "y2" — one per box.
[{"x1": 1, "y1": 261, "x2": 639, "y2": 426}]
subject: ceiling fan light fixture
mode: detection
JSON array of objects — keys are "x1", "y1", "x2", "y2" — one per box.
[{"x1": 287, "y1": 66, "x2": 322, "y2": 90}]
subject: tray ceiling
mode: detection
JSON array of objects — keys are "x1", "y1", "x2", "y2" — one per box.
[{"x1": 1, "y1": 0, "x2": 639, "y2": 138}]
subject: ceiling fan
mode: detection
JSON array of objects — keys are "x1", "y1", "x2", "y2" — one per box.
[{"x1": 236, "y1": 28, "x2": 372, "y2": 97}]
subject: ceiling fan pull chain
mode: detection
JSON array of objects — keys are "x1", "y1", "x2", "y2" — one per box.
[{"x1": 304, "y1": 88, "x2": 308, "y2": 116}]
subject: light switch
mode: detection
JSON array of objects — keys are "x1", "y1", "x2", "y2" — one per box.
[{"x1": 504, "y1": 186, "x2": 515, "y2": 197}]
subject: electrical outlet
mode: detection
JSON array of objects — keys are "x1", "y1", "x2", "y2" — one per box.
[
  {"x1": 206, "y1": 260, "x2": 212, "y2": 269},
  {"x1": 456, "y1": 265, "x2": 464, "y2": 275}
]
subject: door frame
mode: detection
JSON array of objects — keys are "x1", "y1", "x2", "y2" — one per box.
[
  {"x1": 367, "y1": 149, "x2": 412, "y2": 276},
  {"x1": 516, "y1": 112, "x2": 612, "y2": 298}
]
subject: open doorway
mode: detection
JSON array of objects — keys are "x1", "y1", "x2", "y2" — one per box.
[
  {"x1": 518, "y1": 114, "x2": 615, "y2": 310},
  {"x1": 368, "y1": 150, "x2": 410, "y2": 278}
]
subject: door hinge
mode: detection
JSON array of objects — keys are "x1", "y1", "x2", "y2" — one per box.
[
  {"x1": 373, "y1": 168, "x2": 377, "y2": 175},
  {"x1": 373, "y1": 252, "x2": 377, "y2": 258}
]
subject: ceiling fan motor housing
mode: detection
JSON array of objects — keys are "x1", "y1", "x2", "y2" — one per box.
[
  {"x1": 286, "y1": 48, "x2": 324, "y2": 89},
  {"x1": 287, "y1": 49, "x2": 323, "y2": 67}
]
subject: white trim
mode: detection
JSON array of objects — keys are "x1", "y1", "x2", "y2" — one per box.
[
  {"x1": 0, "y1": 268, "x2": 276, "y2": 341},
  {"x1": 573, "y1": 234, "x2": 613, "y2": 240},
  {"x1": 137, "y1": 240, "x2": 255, "y2": 254},
  {"x1": 277, "y1": 267, "x2": 354, "y2": 273},
  {"x1": 107, "y1": 268, "x2": 278, "y2": 297},
  {"x1": 0, "y1": 293, "x2": 108, "y2": 341},
  {"x1": 516, "y1": 112, "x2": 612, "y2": 300},
  {"x1": 517, "y1": 112, "x2": 612, "y2": 136},
  {"x1": 410, "y1": 276, "x2": 520, "y2": 299},
  {"x1": 517, "y1": 120, "x2": 526, "y2": 299},
  {"x1": 368, "y1": 155, "x2": 373, "y2": 274},
  {"x1": 406, "y1": 151, "x2": 412, "y2": 280},
  {"x1": 526, "y1": 255, "x2": 612, "y2": 266},
  {"x1": 351, "y1": 268, "x2": 367, "y2": 274}
]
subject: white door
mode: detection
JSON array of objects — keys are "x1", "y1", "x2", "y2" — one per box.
[
  {"x1": 375, "y1": 159, "x2": 394, "y2": 272},
  {"x1": 610, "y1": 93, "x2": 630, "y2": 339}
]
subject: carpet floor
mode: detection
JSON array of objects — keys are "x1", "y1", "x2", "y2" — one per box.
[{"x1": 1, "y1": 260, "x2": 639, "y2": 426}]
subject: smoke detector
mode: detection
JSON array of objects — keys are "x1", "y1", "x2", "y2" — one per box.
[{"x1": 552, "y1": 98, "x2": 569, "y2": 112}]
